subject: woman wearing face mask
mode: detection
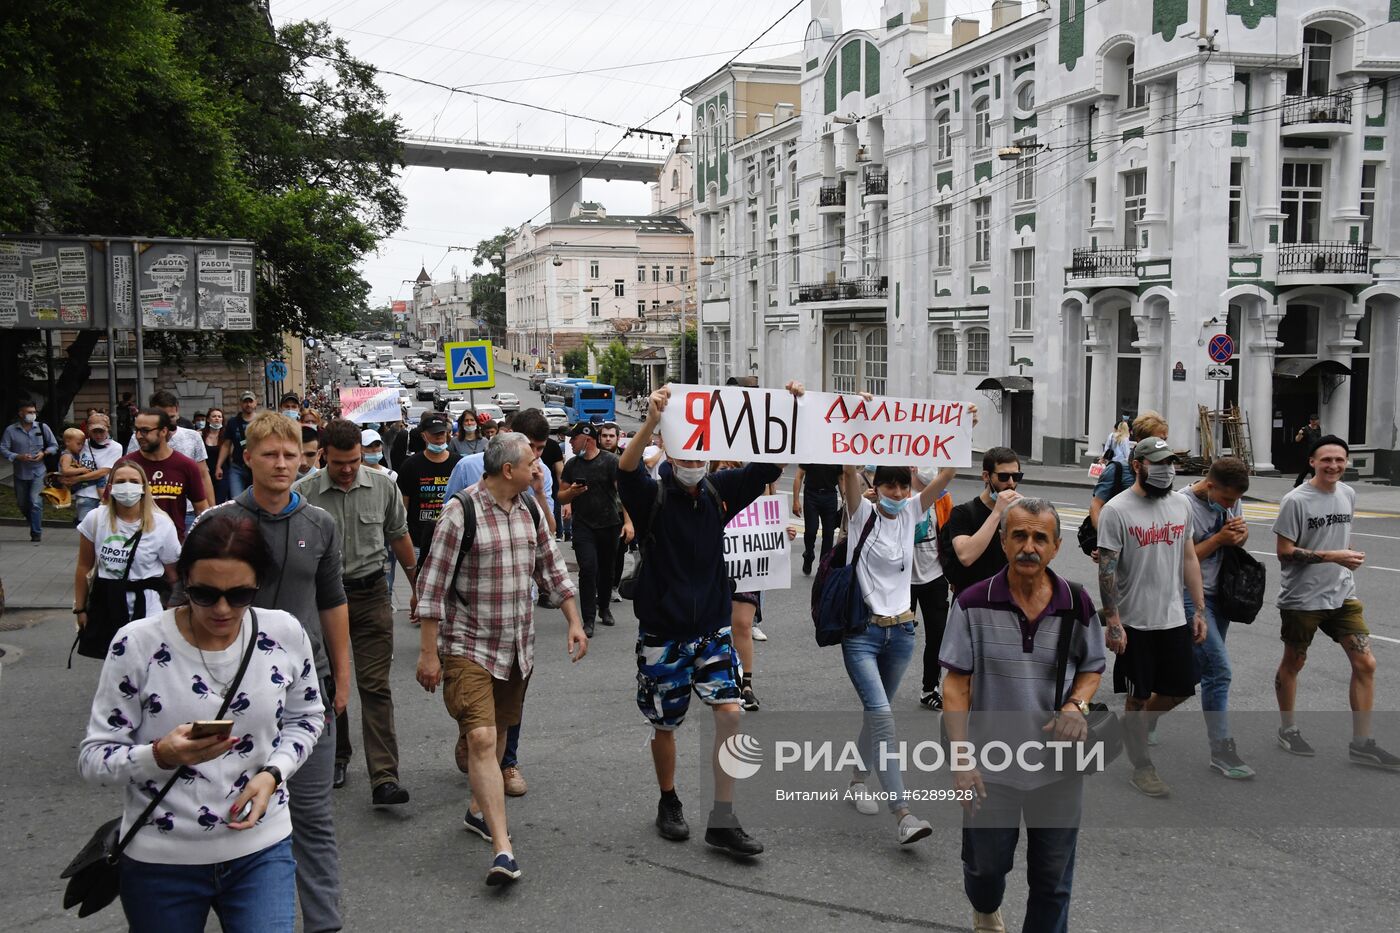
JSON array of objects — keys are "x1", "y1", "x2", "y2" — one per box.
[
  {"x1": 450, "y1": 411, "x2": 486, "y2": 456},
  {"x1": 73, "y1": 462, "x2": 181, "y2": 658},
  {"x1": 839, "y1": 456, "x2": 960, "y2": 846},
  {"x1": 201, "y1": 408, "x2": 228, "y2": 503}
]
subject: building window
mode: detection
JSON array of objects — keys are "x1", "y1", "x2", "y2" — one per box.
[
  {"x1": 707, "y1": 327, "x2": 732, "y2": 383},
  {"x1": 935, "y1": 331, "x2": 958, "y2": 373},
  {"x1": 972, "y1": 198, "x2": 991, "y2": 263},
  {"x1": 1281, "y1": 161, "x2": 1323, "y2": 243},
  {"x1": 1087, "y1": 178, "x2": 1097, "y2": 226},
  {"x1": 973, "y1": 98, "x2": 991, "y2": 149},
  {"x1": 1124, "y1": 53, "x2": 1148, "y2": 109},
  {"x1": 638, "y1": 301, "x2": 646, "y2": 316},
  {"x1": 1014, "y1": 136, "x2": 1036, "y2": 202},
  {"x1": 1012, "y1": 248, "x2": 1034, "y2": 331},
  {"x1": 680, "y1": 267, "x2": 687, "y2": 283},
  {"x1": 1122, "y1": 169, "x2": 1147, "y2": 248},
  {"x1": 936, "y1": 205, "x2": 952, "y2": 268},
  {"x1": 789, "y1": 233, "x2": 800, "y2": 281},
  {"x1": 966, "y1": 328, "x2": 990, "y2": 374},
  {"x1": 651, "y1": 265, "x2": 660, "y2": 282},
  {"x1": 665, "y1": 266, "x2": 675, "y2": 283},
  {"x1": 590, "y1": 260, "x2": 599, "y2": 279},
  {"x1": 1361, "y1": 163, "x2": 1378, "y2": 245},
  {"x1": 830, "y1": 331, "x2": 859, "y2": 393},
  {"x1": 936, "y1": 110, "x2": 952, "y2": 160},
  {"x1": 1015, "y1": 81, "x2": 1035, "y2": 112},
  {"x1": 637, "y1": 265, "x2": 646, "y2": 282},
  {"x1": 767, "y1": 167, "x2": 777, "y2": 204},
  {"x1": 863, "y1": 328, "x2": 888, "y2": 395},
  {"x1": 788, "y1": 160, "x2": 798, "y2": 198},
  {"x1": 614, "y1": 279, "x2": 625, "y2": 297},
  {"x1": 652, "y1": 299, "x2": 660, "y2": 309},
  {"x1": 1287, "y1": 28, "x2": 1332, "y2": 97},
  {"x1": 590, "y1": 297, "x2": 600, "y2": 316},
  {"x1": 1228, "y1": 160, "x2": 1245, "y2": 245}
]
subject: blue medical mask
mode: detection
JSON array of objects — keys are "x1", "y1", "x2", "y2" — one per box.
[
  {"x1": 193, "y1": 420, "x2": 206, "y2": 431},
  {"x1": 427, "y1": 442, "x2": 449, "y2": 454},
  {"x1": 282, "y1": 409, "x2": 300, "y2": 420},
  {"x1": 878, "y1": 494, "x2": 910, "y2": 515},
  {"x1": 987, "y1": 488, "x2": 999, "y2": 503},
  {"x1": 364, "y1": 452, "x2": 383, "y2": 465},
  {"x1": 365, "y1": 422, "x2": 381, "y2": 430}
]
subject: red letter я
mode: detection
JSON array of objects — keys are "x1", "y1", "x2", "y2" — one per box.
[{"x1": 684, "y1": 392, "x2": 711, "y2": 453}]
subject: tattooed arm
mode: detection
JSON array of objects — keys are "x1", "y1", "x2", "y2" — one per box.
[
  {"x1": 1276, "y1": 534, "x2": 1366, "y2": 569},
  {"x1": 1097, "y1": 548, "x2": 1127, "y2": 654}
]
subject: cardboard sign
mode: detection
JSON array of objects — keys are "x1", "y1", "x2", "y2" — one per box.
[
  {"x1": 724, "y1": 495, "x2": 791, "y2": 592},
  {"x1": 659, "y1": 384, "x2": 973, "y2": 467},
  {"x1": 338, "y1": 387, "x2": 402, "y2": 424}
]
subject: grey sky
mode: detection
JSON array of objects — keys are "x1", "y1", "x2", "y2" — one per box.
[{"x1": 271, "y1": 0, "x2": 989, "y2": 307}]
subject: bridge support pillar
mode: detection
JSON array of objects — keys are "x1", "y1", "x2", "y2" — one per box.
[{"x1": 549, "y1": 167, "x2": 585, "y2": 222}]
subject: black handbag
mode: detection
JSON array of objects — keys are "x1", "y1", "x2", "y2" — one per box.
[
  {"x1": 1053, "y1": 587, "x2": 1123, "y2": 770},
  {"x1": 69, "y1": 529, "x2": 142, "y2": 665},
  {"x1": 60, "y1": 611, "x2": 261, "y2": 918},
  {"x1": 1217, "y1": 545, "x2": 1266, "y2": 624}
]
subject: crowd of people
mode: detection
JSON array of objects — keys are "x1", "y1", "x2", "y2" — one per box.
[{"x1": 0, "y1": 367, "x2": 1384, "y2": 933}]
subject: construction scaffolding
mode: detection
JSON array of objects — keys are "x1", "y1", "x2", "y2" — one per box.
[{"x1": 1196, "y1": 404, "x2": 1255, "y2": 472}]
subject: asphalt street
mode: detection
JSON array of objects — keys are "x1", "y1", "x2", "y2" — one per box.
[{"x1": 3, "y1": 344, "x2": 1399, "y2": 931}]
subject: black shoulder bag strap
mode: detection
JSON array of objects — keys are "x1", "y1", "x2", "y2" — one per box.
[
  {"x1": 1052, "y1": 584, "x2": 1084, "y2": 710},
  {"x1": 849, "y1": 510, "x2": 878, "y2": 567},
  {"x1": 117, "y1": 530, "x2": 144, "y2": 583},
  {"x1": 113, "y1": 609, "x2": 261, "y2": 858}
]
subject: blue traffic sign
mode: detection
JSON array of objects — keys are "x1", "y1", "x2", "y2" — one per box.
[
  {"x1": 266, "y1": 360, "x2": 288, "y2": 382},
  {"x1": 1207, "y1": 334, "x2": 1234, "y2": 364},
  {"x1": 444, "y1": 340, "x2": 495, "y2": 390}
]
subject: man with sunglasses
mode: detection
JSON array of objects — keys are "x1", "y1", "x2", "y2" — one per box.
[
  {"x1": 940, "y1": 447, "x2": 1025, "y2": 597},
  {"x1": 125, "y1": 390, "x2": 216, "y2": 534}
]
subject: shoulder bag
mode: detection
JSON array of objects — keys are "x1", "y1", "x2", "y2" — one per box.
[
  {"x1": 1217, "y1": 545, "x2": 1266, "y2": 625},
  {"x1": 60, "y1": 610, "x2": 261, "y2": 918},
  {"x1": 69, "y1": 529, "x2": 143, "y2": 666}
]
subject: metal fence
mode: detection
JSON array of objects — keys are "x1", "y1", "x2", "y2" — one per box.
[
  {"x1": 1280, "y1": 92, "x2": 1352, "y2": 127},
  {"x1": 1277, "y1": 241, "x2": 1370, "y2": 275},
  {"x1": 819, "y1": 184, "x2": 846, "y2": 207},
  {"x1": 796, "y1": 276, "x2": 888, "y2": 302},
  {"x1": 1068, "y1": 247, "x2": 1139, "y2": 279}
]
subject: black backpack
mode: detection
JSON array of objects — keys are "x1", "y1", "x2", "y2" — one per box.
[
  {"x1": 1076, "y1": 461, "x2": 1132, "y2": 556},
  {"x1": 1217, "y1": 545, "x2": 1266, "y2": 624},
  {"x1": 423, "y1": 490, "x2": 543, "y2": 584},
  {"x1": 617, "y1": 475, "x2": 723, "y2": 600}
]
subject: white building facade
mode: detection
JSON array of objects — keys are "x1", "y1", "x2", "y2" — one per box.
[{"x1": 690, "y1": 0, "x2": 1400, "y2": 479}]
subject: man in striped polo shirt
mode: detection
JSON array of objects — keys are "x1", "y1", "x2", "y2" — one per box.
[{"x1": 941, "y1": 498, "x2": 1106, "y2": 933}]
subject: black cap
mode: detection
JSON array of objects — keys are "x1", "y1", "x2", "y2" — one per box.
[
  {"x1": 422, "y1": 413, "x2": 451, "y2": 434},
  {"x1": 279, "y1": 393, "x2": 301, "y2": 407},
  {"x1": 569, "y1": 422, "x2": 599, "y2": 439}
]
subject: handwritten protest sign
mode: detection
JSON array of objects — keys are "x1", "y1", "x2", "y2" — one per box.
[
  {"x1": 724, "y1": 495, "x2": 790, "y2": 592},
  {"x1": 338, "y1": 387, "x2": 402, "y2": 425},
  {"x1": 658, "y1": 384, "x2": 972, "y2": 468}
]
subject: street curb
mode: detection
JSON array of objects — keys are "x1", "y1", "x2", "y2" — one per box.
[{"x1": 0, "y1": 517, "x2": 75, "y2": 529}]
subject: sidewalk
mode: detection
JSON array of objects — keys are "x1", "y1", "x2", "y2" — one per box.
[{"x1": 1, "y1": 524, "x2": 81, "y2": 609}]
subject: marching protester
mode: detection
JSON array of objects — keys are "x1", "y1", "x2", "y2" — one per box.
[
  {"x1": 940, "y1": 447, "x2": 1023, "y2": 594},
  {"x1": 120, "y1": 409, "x2": 212, "y2": 542},
  {"x1": 73, "y1": 461, "x2": 181, "y2": 658},
  {"x1": 1292, "y1": 414, "x2": 1323, "y2": 487},
  {"x1": 2, "y1": 399, "x2": 58, "y2": 542},
  {"x1": 616, "y1": 381, "x2": 806, "y2": 858},
  {"x1": 295, "y1": 419, "x2": 417, "y2": 805},
  {"x1": 557, "y1": 422, "x2": 631, "y2": 637},
  {"x1": 63, "y1": 412, "x2": 122, "y2": 524},
  {"x1": 299, "y1": 426, "x2": 323, "y2": 479},
  {"x1": 1096, "y1": 437, "x2": 1207, "y2": 798},
  {"x1": 396, "y1": 412, "x2": 461, "y2": 565},
  {"x1": 1274, "y1": 435, "x2": 1398, "y2": 768},
  {"x1": 200, "y1": 408, "x2": 228, "y2": 503},
  {"x1": 414, "y1": 432, "x2": 588, "y2": 886},
  {"x1": 389, "y1": 409, "x2": 431, "y2": 465},
  {"x1": 1101, "y1": 420, "x2": 1132, "y2": 465},
  {"x1": 541, "y1": 426, "x2": 566, "y2": 540},
  {"x1": 126, "y1": 391, "x2": 217, "y2": 530},
  {"x1": 78, "y1": 509, "x2": 325, "y2": 932},
  {"x1": 278, "y1": 393, "x2": 303, "y2": 419},
  {"x1": 942, "y1": 498, "x2": 1106, "y2": 933},
  {"x1": 1089, "y1": 411, "x2": 1169, "y2": 532},
  {"x1": 205, "y1": 410, "x2": 351, "y2": 932},
  {"x1": 450, "y1": 411, "x2": 487, "y2": 457},
  {"x1": 216, "y1": 391, "x2": 261, "y2": 499},
  {"x1": 793, "y1": 461, "x2": 843, "y2": 575},
  {"x1": 838, "y1": 453, "x2": 958, "y2": 846},
  {"x1": 912, "y1": 469, "x2": 954, "y2": 711},
  {"x1": 1178, "y1": 457, "x2": 1255, "y2": 779}
]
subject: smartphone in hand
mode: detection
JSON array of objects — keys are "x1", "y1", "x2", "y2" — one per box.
[{"x1": 189, "y1": 720, "x2": 234, "y2": 739}]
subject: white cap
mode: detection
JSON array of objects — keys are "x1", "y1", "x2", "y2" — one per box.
[{"x1": 360, "y1": 429, "x2": 383, "y2": 447}]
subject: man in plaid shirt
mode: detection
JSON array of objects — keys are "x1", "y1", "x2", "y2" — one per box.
[{"x1": 414, "y1": 432, "x2": 588, "y2": 887}]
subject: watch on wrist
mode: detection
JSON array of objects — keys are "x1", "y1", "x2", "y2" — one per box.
[
  {"x1": 1066, "y1": 699, "x2": 1090, "y2": 716},
  {"x1": 256, "y1": 765, "x2": 283, "y2": 788}
]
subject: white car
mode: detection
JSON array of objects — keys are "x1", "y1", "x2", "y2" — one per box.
[
  {"x1": 543, "y1": 407, "x2": 568, "y2": 430},
  {"x1": 357, "y1": 372, "x2": 374, "y2": 387},
  {"x1": 492, "y1": 392, "x2": 521, "y2": 413},
  {"x1": 406, "y1": 405, "x2": 429, "y2": 424},
  {"x1": 474, "y1": 403, "x2": 505, "y2": 424}
]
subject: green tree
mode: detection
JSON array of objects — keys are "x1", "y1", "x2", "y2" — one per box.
[
  {"x1": 469, "y1": 227, "x2": 514, "y2": 339},
  {"x1": 562, "y1": 348, "x2": 589, "y2": 376},
  {"x1": 0, "y1": 1, "x2": 403, "y2": 423},
  {"x1": 673, "y1": 323, "x2": 698, "y2": 383},
  {"x1": 596, "y1": 339, "x2": 639, "y2": 394}
]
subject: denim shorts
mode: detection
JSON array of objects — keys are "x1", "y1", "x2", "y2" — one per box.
[{"x1": 636, "y1": 626, "x2": 742, "y2": 729}]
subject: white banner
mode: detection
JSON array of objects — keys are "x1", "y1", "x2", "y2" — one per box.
[
  {"x1": 725, "y1": 495, "x2": 791, "y2": 592},
  {"x1": 659, "y1": 384, "x2": 973, "y2": 467},
  {"x1": 338, "y1": 387, "x2": 401, "y2": 424}
]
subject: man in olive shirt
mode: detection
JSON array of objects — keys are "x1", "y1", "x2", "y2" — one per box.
[{"x1": 295, "y1": 418, "x2": 418, "y2": 806}]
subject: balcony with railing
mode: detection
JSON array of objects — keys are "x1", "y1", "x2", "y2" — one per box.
[
  {"x1": 1277, "y1": 240, "x2": 1371, "y2": 283},
  {"x1": 818, "y1": 182, "x2": 846, "y2": 215},
  {"x1": 1281, "y1": 92, "x2": 1353, "y2": 136},
  {"x1": 1067, "y1": 247, "x2": 1139, "y2": 285},
  {"x1": 795, "y1": 275, "x2": 889, "y2": 304},
  {"x1": 863, "y1": 168, "x2": 888, "y2": 203}
]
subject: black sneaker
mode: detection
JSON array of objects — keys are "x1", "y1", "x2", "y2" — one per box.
[
  {"x1": 740, "y1": 683, "x2": 760, "y2": 712},
  {"x1": 919, "y1": 689, "x2": 943, "y2": 711},
  {"x1": 371, "y1": 781, "x2": 410, "y2": 806},
  {"x1": 704, "y1": 824, "x2": 764, "y2": 857},
  {"x1": 333, "y1": 762, "x2": 348, "y2": 789},
  {"x1": 1350, "y1": 738, "x2": 1400, "y2": 770},
  {"x1": 656, "y1": 796, "x2": 690, "y2": 841},
  {"x1": 599, "y1": 608, "x2": 616, "y2": 627},
  {"x1": 1209, "y1": 739, "x2": 1255, "y2": 779},
  {"x1": 802, "y1": 554, "x2": 813, "y2": 575},
  {"x1": 1278, "y1": 727, "x2": 1315, "y2": 757},
  {"x1": 583, "y1": 620, "x2": 595, "y2": 638}
]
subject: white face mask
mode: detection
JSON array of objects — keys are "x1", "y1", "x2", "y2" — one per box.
[
  {"x1": 672, "y1": 464, "x2": 708, "y2": 487},
  {"x1": 1145, "y1": 462, "x2": 1176, "y2": 489},
  {"x1": 110, "y1": 482, "x2": 144, "y2": 506}
]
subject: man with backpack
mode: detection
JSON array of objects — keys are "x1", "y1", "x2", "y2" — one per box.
[
  {"x1": 414, "y1": 432, "x2": 588, "y2": 887},
  {"x1": 2, "y1": 400, "x2": 59, "y2": 542},
  {"x1": 616, "y1": 381, "x2": 805, "y2": 858}
]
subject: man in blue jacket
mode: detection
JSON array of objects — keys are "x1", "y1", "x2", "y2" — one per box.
[
  {"x1": 617, "y1": 381, "x2": 804, "y2": 858},
  {"x1": 1, "y1": 399, "x2": 58, "y2": 542}
]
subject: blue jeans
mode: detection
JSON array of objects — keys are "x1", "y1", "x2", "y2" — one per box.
[
  {"x1": 1184, "y1": 591, "x2": 1232, "y2": 743},
  {"x1": 74, "y1": 495, "x2": 101, "y2": 525},
  {"x1": 14, "y1": 476, "x2": 42, "y2": 536},
  {"x1": 226, "y1": 465, "x2": 252, "y2": 498},
  {"x1": 120, "y1": 835, "x2": 296, "y2": 933},
  {"x1": 502, "y1": 722, "x2": 522, "y2": 769},
  {"x1": 841, "y1": 621, "x2": 917, "y2": 812},
  {"x1": 962, "y1": 778, "x2": 1082, "y2": 933}
]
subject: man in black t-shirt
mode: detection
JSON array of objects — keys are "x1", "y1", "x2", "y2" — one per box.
[
  {"x1": 793, "y1": 462, "x2": 843, "y2": 574},
  {"x1": 395, "y1": 413, "x2": 461, "y2": 558},
  {"x1": 939, "y1": 446, "x2": 1023, "y2": 593},
  {"x1": 541, "y1": 432, "x2": 566, "y2": 539},
  {"x1": 558, "y1": 422, "x2": 633, "y2": 635}
]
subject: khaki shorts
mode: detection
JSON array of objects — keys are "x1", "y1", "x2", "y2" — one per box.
[
  {"x1": 441, "y1": 655, "x2": 530, "y2": 732},
  {"x1": 1279, "y1": 599, "x2": 1370, "y2": 651}
]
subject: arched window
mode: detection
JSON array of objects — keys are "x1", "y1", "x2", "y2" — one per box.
[
  {"x1": 1288, "y1": 28, "x2": 1333, "y2": 96},
  {"x1": 831, "y1": 331, "x2": 859, "y2": 393},
  {"x1": 1124, "y1": 53, "x2": 1148, "y2": 108},
  {"x1": 864, "y1": 328, "x2": 888, "y2": 395},
  {"x1": 671, "y1": 169, "x2": 679, "y2": 190},
  {"x1": 935, "y1": 110, "x2": 952, "y2": 160},
  {"x1": 787, "y1": 159, "x2": 798, "y2": 198},
  {"x1": 1015, "y1": 80, "x2": 1035, "y2": 113},
  {"x1": 973, "y1": 98, "x2": 991, "y2": 149}
]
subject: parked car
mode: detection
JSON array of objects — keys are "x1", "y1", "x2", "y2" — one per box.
[
  {"x1": 474, "y1": 403, "x2": 505, "y2": 424},
  {"x1": 492, "y1": 392, "x2": 521, "y2": 413},
  {"x1": 434, "y1": 385, "x2": 465, "y2": 406},
  {"x1": 358, "y1": 372, "x2": 374, "y2": 387},
  {"x1": 446, "y1": 400, "x2": 473, "y2": 420},
  {"x1": 529, "y1": 372, "x2": 549, "y2": 392},
  {"x1": 398, "y1": 388, "x2": 413, "y2": 408},
  {"x1": 416, "y1": 385, "x2": 437, "y2": 401},
  {"x1": 399, "y1": 371, "x2": 419, "y2": 387},
  {"x1": 428, "y1": 364, "x2": 447, "y2": 380},
  {"x1": 543, "y1": 407, "x2": 568, "y2": 430}
]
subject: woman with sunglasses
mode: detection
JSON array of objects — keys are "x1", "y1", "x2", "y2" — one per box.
[
  {"x1": 78, "y1": 509, "x2": 325, "y2": 933},
  {"x1": 74, "y1": 461, "x2": 181, "y2": 649}
]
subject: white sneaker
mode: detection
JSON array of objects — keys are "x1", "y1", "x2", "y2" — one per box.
[
  {"x1": 973, "y1": 909, "x2": 1006, "y2": 932},
  {"x1": 848, "y1": 780, "x2": 879, "y2": 815},
  {"x1": 897, "y1": 813, "x2": 932, "y2": 845},
  {"x1": 752, "y1": 626, "x2": 767, "y2": 642}
]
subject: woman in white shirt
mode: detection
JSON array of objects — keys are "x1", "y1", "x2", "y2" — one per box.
[
  {"x1": 78, "y1": 508, "x2": 324, "y2": 932},
  {"x1": 73, "y1": 461, "x2": 181, "y2": 659},
  {"x1": 839, "y1": 460, "x2": 957, "y2": 846}
]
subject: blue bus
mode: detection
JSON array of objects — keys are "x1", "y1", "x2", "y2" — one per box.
[{"x1": 544, "y1": 380, "x2": 615, "y2": 424}]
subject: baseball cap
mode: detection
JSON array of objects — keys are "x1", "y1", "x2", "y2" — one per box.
[
  {"x1": 422, "y1": 413, "x2": 451, "y2": 434},
  {"x1": 239, "y1": 390, "x2": 257, "y2": 402},
  {"x1": 1131, "y1": 437, "x2": 1176, "y2": 463},
  {"x1": 279, "y1": 393, "x2": 301, "y2": 407},
  {"x1": 569, "y1": 422, "x2": 599, "y2": 439},
  {"x1": 360, "y1": 429, "x2": 383, "y2": 447}
]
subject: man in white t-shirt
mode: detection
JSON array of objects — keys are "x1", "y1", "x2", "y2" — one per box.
[{"x1": 126, "y1": 390, "x2": 215, "y2": 532}]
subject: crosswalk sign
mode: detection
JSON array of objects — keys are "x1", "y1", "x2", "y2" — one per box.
[{"x1": 444, "y1": 340, "x2": 495, "y2": 389}]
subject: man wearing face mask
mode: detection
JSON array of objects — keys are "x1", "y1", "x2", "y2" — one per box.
[
  {"x1": 280, "y1": 393, "x2": 303, "y2": 420},
  {"x1": 216, "y1": 390, "x2": 261, "y2": 498},
  {"x1": 939, "y1": 447, "x2": 1024, "y2": 595},
  {"x1": 1096, "y1": 436, "x2": 1207, "y2": 799},
  {"x1": 67, "y1": 412, "x2": 122, "y2": 524},
  {"x1": 2, "y1": 400, "x2": 59, "y2": 542},
  {"x1": 396, "y1": 413, "x2": 461, "y2": 565}
]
